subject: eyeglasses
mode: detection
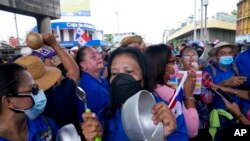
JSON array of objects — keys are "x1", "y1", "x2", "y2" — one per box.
[
  {"x1": 183, "y1": 55, "x2": 198, "y2": 61},
  {"x1": 167, "y1": 59, "x2": 176, "y2": 66},
  {"x1": 7, "y1": 84, "x2": 39, "y2": 97}
]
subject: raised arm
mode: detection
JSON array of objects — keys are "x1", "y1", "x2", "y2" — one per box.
[
  {"x1": 42, "y1": 33, "x2": 80, "y2": 83},
  {"x1": 212, "y1": 84, "x2": 250, "y2": 101}
]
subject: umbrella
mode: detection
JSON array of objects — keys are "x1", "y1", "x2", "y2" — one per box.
[{"x1": 85, "y1": 40, "x2": 112, "y2": 47}]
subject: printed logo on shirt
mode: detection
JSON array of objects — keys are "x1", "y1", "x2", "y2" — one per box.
[{"x1": 39, "y1": 130, "x2": 50, "y2": 141}]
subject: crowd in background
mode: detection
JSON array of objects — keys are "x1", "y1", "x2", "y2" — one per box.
[{"x1": 0, "y1": 33, "x2": 250, "y2": 141}]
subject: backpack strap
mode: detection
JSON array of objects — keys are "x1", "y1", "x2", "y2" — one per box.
[
  {"x1": 232, "y1": 63, "x2": 239, "y2": 76},
  {"x1": 208, "y1": 64, "x2": 217, "y2": 78},
  {"x1": 208, "y1": 63, "x2": 239, "y2": 77}
]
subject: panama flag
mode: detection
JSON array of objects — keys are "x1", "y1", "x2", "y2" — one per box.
[
  {"x1": 168, "y1": 71, "x2": 188, "y2": 118},
  {"x1": 75, "y1": 26, "x2": 90, "y2": 46}
]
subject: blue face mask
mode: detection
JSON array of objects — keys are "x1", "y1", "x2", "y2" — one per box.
[
  {"x1": 219, "y1": 56, "x2": 234, "y2": 67},
  {"x1": 10, "y1": 90, "x2": 47, "y2": 120}
]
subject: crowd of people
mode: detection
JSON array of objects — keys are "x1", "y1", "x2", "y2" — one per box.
[{"x1": 0, "y1": 33, "x2": 250, "y2": 141}]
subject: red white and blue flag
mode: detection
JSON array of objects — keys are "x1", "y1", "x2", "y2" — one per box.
[
  {"x1": 75, "y1": 26, "x2": 90, "y2": 46},
  {"x1": 168, "y1": 72, "x2": 188, "y2": 118}
]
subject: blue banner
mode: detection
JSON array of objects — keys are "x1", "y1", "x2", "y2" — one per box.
[{"x1": 51, "y1": 22, "x2": 95, "y2": 31}]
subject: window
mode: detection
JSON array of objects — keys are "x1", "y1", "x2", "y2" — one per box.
[
  {"x1": 68, "y1": 29, "x2": 74, "y2": 41},
  {"x1": 60, "y1": 29, "x2": 64, "y2": 41}
]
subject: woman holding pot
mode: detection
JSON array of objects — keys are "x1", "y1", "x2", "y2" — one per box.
[{"x1": 81, "y1": 47, "x2": 176, "y2": 141}]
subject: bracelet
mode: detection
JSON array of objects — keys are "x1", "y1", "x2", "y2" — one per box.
[
  {"x1": 55, "y1": 48, "x2": 64, "y2": 52},
  {"x1": 184, "y1": 96, "x2": 196, "y2": 102},
  {"x1": 237, "y1": 113, "x2": 244, "y2": 120}
]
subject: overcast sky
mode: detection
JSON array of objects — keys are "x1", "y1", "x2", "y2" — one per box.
[{"x1": 0, "y1": 0, "x2": 239, "y2": 43}]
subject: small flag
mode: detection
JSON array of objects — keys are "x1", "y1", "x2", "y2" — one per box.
[
  {"x1": 81, "y1": 32, "x2": 90, "y2": 43},
  {"x1": 168, "y1": 72, "x2": 188, "y2": 118},
  {"x1": 75, "y1": 26, "x2": 84, "y2": 40},
  {"x1": 169, "y1": 88, "x2": 184, "y2": 118},
  {"x1": 75, "y1": 26, "x2": 90, "y2": 46}
]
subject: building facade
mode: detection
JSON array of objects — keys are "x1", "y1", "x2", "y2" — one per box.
[
  {"x1": 236, "y1": 0, "x2": 250, "y2": 43},
  {"x1": 167, "y1": 13, "x2": 237, "y2": 44}
]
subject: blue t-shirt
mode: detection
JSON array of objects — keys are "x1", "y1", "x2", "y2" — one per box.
[
  {"x1": 101, "y1": 108, "x2": 130, "y2": 141},
  {"x1": 235, "y1": 48, "x2": 250, "y2": 85},
  {"x1": 203, "y1": 64, "x2": 241, "y2": 109},
  {"x1": 77, "y1": 71, "x2": 110, "y2": 122},
  {"x1": 98, "y1": 95, "x2": 188, "y2": 141},
  {"x1": 44, "y1": 77, "x2": 81, "y2": 128},
  {"x1": 0, "y1": 116, "x2": 58, "y2": 141}
]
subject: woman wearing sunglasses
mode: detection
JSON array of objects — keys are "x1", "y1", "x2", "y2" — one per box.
[
  {"x1": 144, "y1": 44, "x2": 197, "y2": 140},
  {"x1": 0, "y1": 63, "x2": 58, "y2": 141}
]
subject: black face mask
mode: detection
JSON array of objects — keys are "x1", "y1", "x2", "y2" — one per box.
[{"x1": 110, "y1": 73, "x2": 142, "y2": 108}]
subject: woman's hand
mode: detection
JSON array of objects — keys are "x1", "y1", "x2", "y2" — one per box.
[
  {"x1": 223, "y1": 76, "x2": 247, "y2": 87},
  {"x1": 152, "y1": 102, "x2": 176, "y2": 137},
  {"x1": 184, "y1": 69, "x2": 196, "y2": 97},
  {"x1": 41, "y1": 33, "x2": 59, "y2": 47},
  {"x1": 81, "y1": 112, "x2": 103, "y2": 141},
  {"x1": 222, "y1": 98, "x2": 241, "y2": 116}
]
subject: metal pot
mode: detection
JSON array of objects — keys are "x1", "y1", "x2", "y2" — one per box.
[{"x1": 121, "y1": 90, "x2": 164, "y2": 141}]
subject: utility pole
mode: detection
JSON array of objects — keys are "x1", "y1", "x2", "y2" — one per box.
[
  {"x1": 115, "y1": 9, "x2": 120, "y2": 34},
  {"x1": 14, "y1": 13, "x2": 20, "y2": 45},
  {"x1": 200, "y1": 0, "x2": 203, "y2": 40},
  {"x1": 194, "y1": 0, "x2": 197, "y2": 40},
  {"x1": 203, "y1": 0, "x2": 208, "y2": 41}
]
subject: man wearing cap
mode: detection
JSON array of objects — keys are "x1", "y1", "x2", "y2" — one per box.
[
  {"x1": 203, "y1": 42, "x2": 249, "y2": 140},
  {"x1": 205, "y1": 42, "x2": 246, "y2": 87}
]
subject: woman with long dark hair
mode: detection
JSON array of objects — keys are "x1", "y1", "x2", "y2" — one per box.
[{"x1": 144, "y1": 44, "x2": 198, "y2": 140}]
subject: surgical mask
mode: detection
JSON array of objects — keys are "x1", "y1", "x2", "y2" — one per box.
[
  {"x1": 10, "y1": 90, "x2": 47, "y2": 120},
  {"x1": 219, "y1": 56, "x2": 234, "y2": 67},
  {"x1": 110, "y1": 73, "x2": 142, "y2": 107},
  {"x1": 169, "y1": 64, "x2": 179, "y2": 79}
]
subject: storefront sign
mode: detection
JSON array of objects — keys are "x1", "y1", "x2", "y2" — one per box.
[{"x1": 51, "y1": 22, "x2": 95, "y2": 31}]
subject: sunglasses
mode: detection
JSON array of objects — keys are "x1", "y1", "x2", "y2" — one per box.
[{"x1": 7, "y1": 84, "x2": 40, "y2": 97}]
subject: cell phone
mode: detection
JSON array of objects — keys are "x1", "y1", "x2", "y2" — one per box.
[{"x1": 213, "y1": 88, "x2": 235, "y2": 103}]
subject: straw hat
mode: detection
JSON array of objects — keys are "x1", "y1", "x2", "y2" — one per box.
[
  {"x1": 208, "y1": 42, "x2": 237, "y2": 56},
  {"x1": 120, "y1": 35, "x2": 143, "y2": 47},
  {"x1": 15, "y1": 55, "x2": 62, "y2": 91}
]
